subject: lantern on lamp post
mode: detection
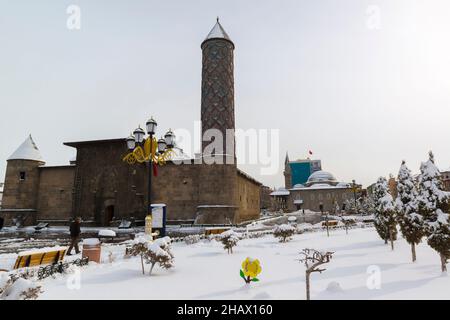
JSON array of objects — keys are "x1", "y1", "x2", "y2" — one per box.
[{"x1": 123, "y1": 117, "x2": 175, "y2": 238}]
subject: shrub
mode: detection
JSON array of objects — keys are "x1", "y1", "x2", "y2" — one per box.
[
  {"x1": 219, "y1": 230, "x2": 240, "y2": 254},
  {"x1": 184, "y1": 234, "x2": 201, "y2": 245},
  {"x1": 273, "y1": 224, "x2": 296, "y2": 242}
]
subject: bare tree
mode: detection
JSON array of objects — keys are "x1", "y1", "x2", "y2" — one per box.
[{"x1": 299, "y1": 249, "x2": 334, "y2": 300}]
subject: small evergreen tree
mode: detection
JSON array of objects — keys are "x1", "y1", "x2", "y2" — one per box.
[
  {"x1": 395, "y1": 160, "x2": 423, "y2": 262},
  {"x1": 417, "y1": 151, "x2": 450, "y2": 272},
  {"x1": 373, "y1": 176, "x2": 397, "y2": 249},
  {"x1": 219, "y1": 230, "x2": 240, "y2": 254},
  {"x1": 360, "y1": 196, "x2": 375, "y2": 216}
]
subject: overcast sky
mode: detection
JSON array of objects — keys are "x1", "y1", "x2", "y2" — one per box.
[{"x1": 1, "y1": 0, "x2": 450, "y2": 188}]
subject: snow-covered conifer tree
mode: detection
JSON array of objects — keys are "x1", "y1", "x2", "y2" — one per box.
[
  {"x1": 373, "y1": 176, "x2": 397, "y2": 249},
  {"x1": 395, "y1": 160, "x2": 423, "y2": 262},
  {"x1": 417, "y1": 152, "x2": 450, "y2": 272}
]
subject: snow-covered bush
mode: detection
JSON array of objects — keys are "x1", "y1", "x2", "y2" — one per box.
[
  {"x1": 0, "y1": 272, "x2": 42, "y2": 300},
  {"x1": 373, "y1": 176, "x2": 397, "y2": 249},
  {"x1": 273, "y1": 224, "x2": 296, "y2": 242},
  {"x1": 184, "y1": 234, "x2": 201, "y2": 245},
  {"x1": 396, "y1": 160, "x2": 424, "y2": 262},
  {"x1": 219, "y1": 230, "x2": 240, "y2": 254},
  {"x1": 417, "y1": 152, "x2": 450, "y2": 272},
  {"x1": 129, "y1": 235, "x2": 174, "y2": 275},
  {"x1": 146, "y1": 237, "x2": 174, "y2": 275}
]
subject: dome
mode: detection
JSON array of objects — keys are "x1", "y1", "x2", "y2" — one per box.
[
  {"x1": 336, "y1": 182, "x2": 351, "y2": 188},
  {"x1": 306, "y1": 170, "x2": 337, "y2": 186}
]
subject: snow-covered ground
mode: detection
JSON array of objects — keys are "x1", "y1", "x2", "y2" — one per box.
[{"x1": 3, "y1": 226, "x2": 444, "y2": 300}]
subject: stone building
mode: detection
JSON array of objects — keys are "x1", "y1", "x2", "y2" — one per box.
[
  {"x1": 441, "y1": 168, "x2": 450, "y2": 191},
  {"x1": 0, "y1": 20, "x2": 263, "y2": 227},
  {"x1": 272, "y1": 156, "x2": 355, "y2": 213},
  {"x1": 286, "y1": 171, "x2": 354, "y2": 212}
]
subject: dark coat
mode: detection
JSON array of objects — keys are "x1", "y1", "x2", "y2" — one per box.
[{"x1": 70, "y1": 221, "x2": 81, "y2": 237}]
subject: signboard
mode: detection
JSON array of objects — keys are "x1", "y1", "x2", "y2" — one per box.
[
  {"x1": 152, "y1": 206, "x2": 164, "y2": 228},
  {"x1": 150, "y1": 204, "x2": 167, "y2": 237}
]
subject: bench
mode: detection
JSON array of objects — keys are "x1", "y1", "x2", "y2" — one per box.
[
  {"x1": 205, "y1": 227, "x2": 231, "y2": 236},
  {"x1": 321, "y1": 220, "x2": 339, "y2": 227},
  {"x1": 13, "y1": 247, "x2": 67, "y2": 269}
]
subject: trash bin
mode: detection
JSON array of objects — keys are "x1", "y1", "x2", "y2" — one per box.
[{"x1": 82, "y1": 238, "x2": 101, "y2": 263}]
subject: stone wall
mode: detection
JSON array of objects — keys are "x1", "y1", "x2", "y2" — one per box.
[
  {"x1": 236, "y1": 171, "x2": 261, "y2": 222},
  {"x1": 152, "y1": 160, "x2": 200, "y2": 221},
  {"x1": 0, "y1": 159, "x2": 43, "y2": 225},
  {"x1": 36, "y1": 166, "x2": 75, "y2": 222},
  {"x1": 288, "y1": 188, "x2": 354, "y2": 212},
  {"x1": 67, "y1": 139, "x2": 148, "y2": 225}
]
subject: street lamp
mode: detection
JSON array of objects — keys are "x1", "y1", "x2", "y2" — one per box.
[
  {"x1": 124, "y1": 117, "x2": 175, "y2": 237},
  {"x1": 352, "y1": 179, "x2": 360, "y2": 216}
]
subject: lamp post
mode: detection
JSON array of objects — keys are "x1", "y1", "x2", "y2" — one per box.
[
  {"x1": 352, "y1": 179, "x2": 360, "y2": 216},
  {"x1": 125, "y1": 117, "x2": 175, "y2": 235}
]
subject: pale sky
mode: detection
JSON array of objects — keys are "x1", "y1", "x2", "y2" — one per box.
[{"x1": 1, "y1": 0, "x2": 450, "y2": 189}]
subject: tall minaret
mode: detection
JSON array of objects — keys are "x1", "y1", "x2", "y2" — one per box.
[
  {"x1": 200, "y1": 18, "x2": 235, "y2": 162},
  {"x1": 195, "y1": 19, "x2": 238, "y2": 224}
]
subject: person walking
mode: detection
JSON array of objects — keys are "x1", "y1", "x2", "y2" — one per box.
[{"x1": 67, "y1": 217, "x2": 81, "y2": 255}]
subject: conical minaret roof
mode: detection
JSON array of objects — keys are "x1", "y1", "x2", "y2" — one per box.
[
  {"x1": 202, "y1": 18, "x2": 233, "y2": 47},
  {"x1": 8, "y1": 135, "x2": 45, "y2": 163}
]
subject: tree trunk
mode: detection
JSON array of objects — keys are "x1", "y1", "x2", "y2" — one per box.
[
  {"x1": 140, "y1": 255, "x2": 145, "y2": 275},
  {"x1": 389, "y1": 228, "x2": 394, "y2": 250},
  {"x1": 440, "y1": 254, "x2": 447, "y2": 273},
  {"x1": 305, "y1": 271, "x2": 311, "y2": 300},
  {"x1": 411, "y1": 243, "x2": 416, "y2": 262},
  {"x1": 149, "y1": 262, "x2": 156, "y2": 275}
]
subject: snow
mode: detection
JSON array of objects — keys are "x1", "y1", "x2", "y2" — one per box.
[
  {"x1": 7, "y1": 135, "x2": 44, "y2": 162},
  {"x1": 0, "y1": 275, "x2": 40, "y2": 300},
  {"x1": 83, "y1": 238, "x2": 100, "y2": 246},
  {"x1": 5, "y1": 227, "x2": 444, "y2": 300},
  {"x1": 17, "y1": 246, "x2": 68, "y2": 257},
  {"x1": 98, "y1": 230, "x2": 116, "y2": 237},
  {"x1": 270, "y1": 188, "x2": 290, "y2": 196},
  {"x1": 273, "y1": 224, "x2": 296, "y2": 232}
]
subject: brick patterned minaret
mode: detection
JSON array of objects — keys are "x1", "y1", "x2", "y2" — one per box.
[
  {"x1": 200, "y1": 18, "x2": 235, "y2": 162},
  {"x1": 195, "y1": 19, "x2": 239, "y2": 224}
]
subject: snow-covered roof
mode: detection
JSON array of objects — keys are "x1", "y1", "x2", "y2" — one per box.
[
  {"x1": 270, "y1": 188, "x2": 290, "y2": 196},
  {"x1": 204, "y1": 18, "x2": 232, "y2": 43},
  {"x1": 290, "y1": 183, "x2": 352, "y2": 191},
  {"x1": 7, "y1": 135, "x2": 45, "y2": 163},
  {"x1": 307, "y1": 170, "x2": 337, "y2": 184}
]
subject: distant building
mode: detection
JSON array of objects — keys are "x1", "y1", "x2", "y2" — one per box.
[
  {"x1": 287, "y1": 171, "x2": 354, "y2": 212},
  {"x1": 388, "y1": 175, "x2": 398, "y2": 199},
  {"x1": 270, "y1": 187, "x2": 290, "y2": 211},
  {"x1": 260, "y1": 185, "x2": 273, "y2": 210},
  {"x1": 283, "y1": 153, "x2": 321, "y2": 189},
  {"x1": 441, "y1": 167, "x2": 450, "y2": 191}
]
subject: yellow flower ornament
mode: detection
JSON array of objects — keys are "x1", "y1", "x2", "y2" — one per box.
[{"x1": 240, "y1": 257, "x2": 262, "y2": 283}]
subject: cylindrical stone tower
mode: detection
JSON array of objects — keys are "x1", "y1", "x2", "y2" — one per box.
[
  {"x1": 1, "y1": 135, "x2": 45, "y2": 226},
  {"x1": 200, "y1": 18, "x2": 235, "y2": 162},
  {"x1": 195, "y1": 19, "x2": 239, "y2": 224}
]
